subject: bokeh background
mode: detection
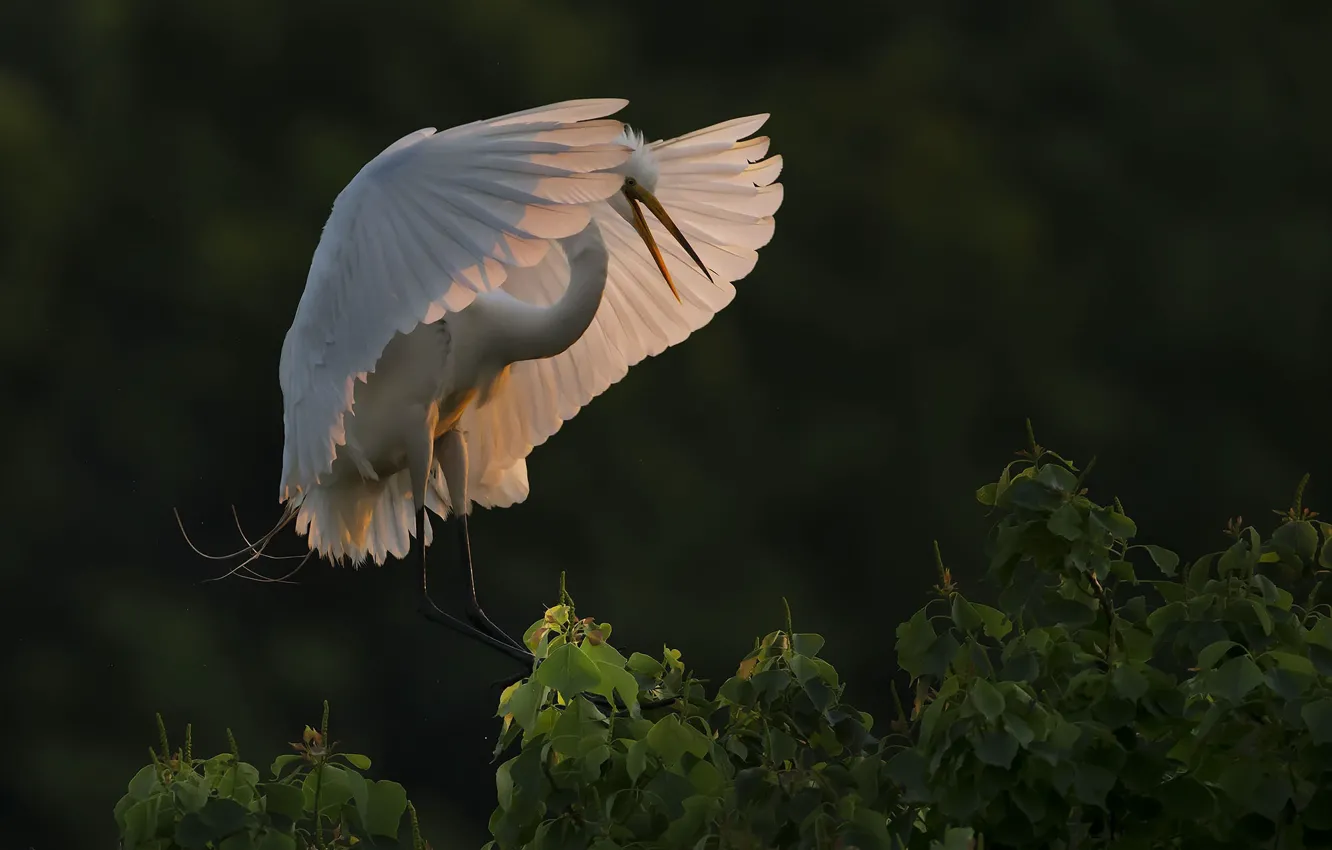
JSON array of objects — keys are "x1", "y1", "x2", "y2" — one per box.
[{"x1": 4, "y1": 0, "x2": 1331, "y2": 845}]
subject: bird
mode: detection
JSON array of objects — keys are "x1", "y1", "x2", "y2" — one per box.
[{"x1": 265, "y1": 99, "x2": 784, "y2": 662}]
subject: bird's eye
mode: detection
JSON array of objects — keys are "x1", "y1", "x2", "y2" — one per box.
[{"x1": 625, "y1": 177, "x2": 637, "y2": 186}]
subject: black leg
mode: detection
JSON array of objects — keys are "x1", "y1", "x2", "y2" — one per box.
[
  {"x1": 415, "y1": 507, "x2": 531, "y2": 665},
  {"x1": 455, "y1": 514, "x2": 526, "y2": 652}
]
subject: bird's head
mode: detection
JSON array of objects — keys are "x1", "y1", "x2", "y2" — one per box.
[{"x1": 608, "y1": 126, "x2": 713, "y2": 302}]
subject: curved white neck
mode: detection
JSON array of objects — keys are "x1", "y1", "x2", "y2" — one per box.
[{"x1": 474, "y1": 221, "x2": 610, "y2": 366}]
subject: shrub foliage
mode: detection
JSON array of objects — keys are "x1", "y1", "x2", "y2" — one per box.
[
  {"x1": 114, "y1": 703, "x2": 427, "y2": 849},
  {"x1": 118, "y1": 428, "x2": 1332, "y2": 849}
]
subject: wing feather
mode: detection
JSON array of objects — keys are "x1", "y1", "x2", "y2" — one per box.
[
  {"x1": 278, "y1": 99, "x2": 631, "y2": 501},
  {"x1": 459, "y1": 115, "x2": 783, "y2": 504}
]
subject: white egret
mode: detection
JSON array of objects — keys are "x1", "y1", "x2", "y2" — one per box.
[{"x1": 250, "y1": 99, "x2": 782, "y2": 660}]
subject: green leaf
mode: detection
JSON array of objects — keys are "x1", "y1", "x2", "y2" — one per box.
[
  {"x1": 938, "y1": 778, "x2": 982, "y2": 820},
  {"x1": 850, "y1": 752, "x2": 882, "y2": 800},
  {"x1": 1003, "y1": 712, "x2": 1035, "y2": 747},
  {"x1": 1011, "y1": 783, "x2": 1047, "y2": 823},
  {"x1": 885, "y1": 749, "x2": 928, "y2": 800},
  {"x1": 1001, "y1": 478, "x2": 1063, "y2": 512},
  {"x1": 219, "y1": 834, "x2": 257, "y2": 850},
  {"x1": 1313, "y1": 645, "x2": 1332, "y2": 678},
  {"x1": 301, "y1": 764, "x2": 353, "y2": 815},
  {"x1": 1047, "y1": 503, "x2": 1084, "y2": 540},
  {"x1": 1248, "y1": 599, "x2": 1273, "y2": 635},
  {"x1": 1110, "y1": 664, "x2": 1149, "y2": 701},
  {"x1": 974, "y1": 729, "x2": 1019, "y2": 768},
  {"x1": 812, "y1": 657, "x2": 840, "y2": 687},
  {"x1": 950, "y1": 595, "x2": 983, "y2": 632},
  {"x1": 1036, "y1": 463, "x2": 1078, "y2": 493},
  {"x1": 581, "y1": 636, "x2": 629, "y2": 669},
  {"x1": 767, "y1": 728, "x2": 798, "y2": 765},
  {"x1": 120, "y1": 797, "x2": 160, "y2": 846},
  {"x1": 343, "y1": 769, "x2": 369, "y2": 829},
  {"x1": 174, "y1": 813, "x2": 215, "y2": 850},
  {"x1": 850, "y1": 805, "x2": 893, "y2": 850},
  {"x1": 1051, "y1": 717, "x2": 1082, "y2": 752},
  {"x1": 1209, "y1": 655, "x2": 1265, "y2": 703},
  {"x1": 201, "y1": 798, "x2": 247, "y2": 835},
  {"x1": 1273, "y1": 520, "x2": 1319, "y2": 560},
  {"x1": 261, "y1": 782, "x2": 304, "y2": 820},
  {"x1": 1250, "y1": 772, "x2": 1294, "y2": 820},
  {"x1": 1147, "y1": 601, "x2": 1186, "y2": 636},
  {"x1": 269, "y1": 754, "x2": 301, "y2": 780},
  {"x1": 1110, "y1": 559, "x2": 1137, "y2": 584},
  {"x1": 217, "y1": 761, "x2": 260, "y2": 806},
  {"x1": 495, "y1": 758, "x2": 517, "y2": 813},
  {"x1": 1197, "y1": 640, "x2": 1241, "y2": 671},
  {"x1": 972, "y1": 604, "x2": 1012, "y2": 639},
  {"x1": 1097, "y1": 508, "x2": 1138, "y2": 541},
  {"x1": 976, "y1": 483, "x2": 998, "y2": 506},
  {"x1": 750, "y1": 668, "x2": 792, "y2": 703},
  {"x1": 717, "y1": 676, "x2": 754, "y2": 707},
  {"x1": 1302, "y1": 698, "x2": 1332, "y2": 745},
  {"x1": 1142, "y1": 545, "x2": 1180, "y2": 577},
  {"x1": 549, "y1": 696, "x2": 606, "y2": 758},
  {"x1": 1251, "y1": 573, "x2": 1283, "y2": 606},
  {"x1": 503, "y1": 678, "x2": 545, "y2": 734},
  {"x1": 792, "y1": 633, "x2": 825, "y2": 656},
  {"x1": 688, "y1": 760, "x2": 723, "y2": 796},
  {"x1": 127, "y1": 764, "x2": 161, "y2": 800},
  {"x1": 1309, "y1": 618, "x2": 1332, "y2": 651},
  {"x1": 1218, "y1": 538, "x2": 1253, "y2": 577},
  {"x1": 256, "y1": 831, "x2": 296, "y2": 850},
  {"x1": 627, "y1": 652, "x2": 664, "y2": 679},
  {"x1": 645, "y1": 770, "x2": 695, "y2": 819},
  {"x1": 171, "y1": 775, "x2": 210, "y2": 813},
  {"x1": 112, "y1": 792, "x2": 134, "y2": 830},
  {"x1": 581, "y1": 744, "x2": 610, "y2": 784},
  {"x1": 1001, "y1": 651, "x2": 1040, "y2": 682},
  {"x1": 895, "y1": 609, "x2": 936, "y2": 679},
  {"x1": 646, "y1": 716, "x2": 708, "y2": 766},
  {"x1": 922, "y1": 632, "x2": 962, "y2": 681},
  {"x1": 1047, "y1": 598, "x2": 1097, "y2": 628},
  {"x1": 1218, "y1": 761, "x2": 1261, "y2": 806},
  {"x1": 1186, "y1": 555, "x2": 1214, "y2": 591},
  {"x1": 535, "y1": 642, "x2": 602, "y2": 697},
  {"x1": 365, "y1": 779, "x2": 408, "y2": 838},
  {"x1": 341, "y1": 752, "x2": 371, "y2": 770},
  {"x1": 1264, "y1": 650, "x2": 1314, "y2": 676},
  {"x1": 1073, "y1": 763, "x2": 1116, "y2": 807},
  {"x1": 627, "y1": 738, "x2": 650, "y2": 783},
  {"x1": 789, "y1": 652, "x2": 820, "y2": 684},
  {"x1": 592, "y1": 661, "x2": 640, "y2": 716},
  {"x1": 968, "y1": 679, "x2": 1005, "y2": 722}
]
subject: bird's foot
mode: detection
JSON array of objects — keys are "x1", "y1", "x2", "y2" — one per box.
[
  {"x1": 465, "y1": 599, "x2": 528, "y2": 654},
  {"x1": 417, "y1": 596, "x2": 535, "y2": 667}
]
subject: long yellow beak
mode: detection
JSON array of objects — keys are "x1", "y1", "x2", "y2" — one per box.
[{"x1": 622, "y1": 178, "x2": 713, "y2": 303}]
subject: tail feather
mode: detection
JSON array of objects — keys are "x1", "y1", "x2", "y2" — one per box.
[
  {"x1": 295, "y1": 472, "x2": 438, "y2": 566},
  {"x1": 295, "y1": 455, "x2": 526, "y2": 565}
]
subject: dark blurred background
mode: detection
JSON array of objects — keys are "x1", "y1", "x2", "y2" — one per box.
[{"x1": 4, "y1": 0, "x2": 1331, "y2": 845}]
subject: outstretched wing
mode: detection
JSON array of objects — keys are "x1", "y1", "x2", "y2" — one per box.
[
  {"x1": 460, "y1": 115, "x2": 784, "y2": 504},
  {"x1": 278, "y1": 99, "x2": 632, "y2": 501}
]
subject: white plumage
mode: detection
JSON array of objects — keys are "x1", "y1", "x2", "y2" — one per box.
[
  {"x1": 461, "y1": 117, "x2": 784, "y2": 509},
  {"x1": 277, "y1": 101, "x2": 783, "y2": 568}
]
